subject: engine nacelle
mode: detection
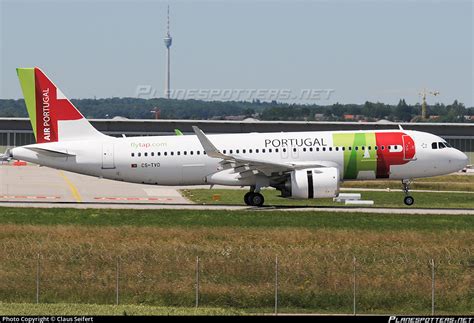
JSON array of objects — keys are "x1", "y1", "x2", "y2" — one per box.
[{"x1": 287, "y1": 167, "x2": 340, "y2": 199}]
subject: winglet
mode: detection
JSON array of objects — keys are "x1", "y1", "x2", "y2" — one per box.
[
  {"x1": 192, "y1": 126, "x2": 229, "y2": 159},
  {"x1": 174, "y1": 129, "x2": 183, "y2": 136},
  {"x1": 398, "y1": 124, "x2": 404, "y2": 130}
]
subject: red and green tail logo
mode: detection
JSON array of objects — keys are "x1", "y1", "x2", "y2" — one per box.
[{"x1": 17, "y1": 67, "x2": 83, "y2": 143}]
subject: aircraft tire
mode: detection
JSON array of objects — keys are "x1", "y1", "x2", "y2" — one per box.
[
  {"x1": 244, "y1": 192, "x2": 254, "y2": 206},
  {"x1": 251, "y1": 193, "x2": 265, "y2": 207},
  {"x1": 404, "y1": 196, "x2": 414, "y2": 206}
]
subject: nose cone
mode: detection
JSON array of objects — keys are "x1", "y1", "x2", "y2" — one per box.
[{"x1": 450, "y1": 149, "x2": 469, "y2": 171}]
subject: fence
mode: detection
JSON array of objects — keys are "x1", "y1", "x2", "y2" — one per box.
[{"x1": 1, "y1": 253, "x2": 470, "y2": 315}]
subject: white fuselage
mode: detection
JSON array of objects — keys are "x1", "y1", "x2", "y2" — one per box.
[{"x1": 11, "y1": 129, "x2": 468, "y2": 188}]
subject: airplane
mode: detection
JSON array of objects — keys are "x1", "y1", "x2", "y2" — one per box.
[{"x1": 0, "y1": 67, "x2": 469, "y2": 206}]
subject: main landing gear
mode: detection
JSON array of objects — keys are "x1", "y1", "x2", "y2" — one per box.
[
  {"x1": 244, "y1": 187, "x2": 265, "y2": 207},
  {"x1": 402, "y1": 179, "x2": 414, "y2": 206}
]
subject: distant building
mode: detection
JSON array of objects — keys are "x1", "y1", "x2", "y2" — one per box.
[
  {"x1": 314, "y1": 113, "x2": 325, "y2": 120},
  {"x1": 343, "y1": 114, "x2": 355, "y2": 120}
]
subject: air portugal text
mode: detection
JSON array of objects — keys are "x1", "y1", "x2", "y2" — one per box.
[
  {"x1": 41, "y1": 88, "x2": 51, "y2": 141},
  {"x1": 264, "y1": 137, "x2": 327, "y2": 148}
]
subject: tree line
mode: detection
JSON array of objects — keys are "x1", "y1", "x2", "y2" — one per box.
[{"x1": 0, "y1": 98, "x2": 472, "y2": 122}]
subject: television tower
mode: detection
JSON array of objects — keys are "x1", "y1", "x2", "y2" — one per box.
[{"x1": 163, "y1": 5, "x2": 172, "y2": 99}]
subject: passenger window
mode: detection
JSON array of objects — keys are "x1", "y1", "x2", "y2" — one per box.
[
  {"x1": 329, "y1": 147, "x2": 332, "y2": 152},
  {"x1": 223, "y1": 150, "x2": 226, "y2": 154},
  {"x1": 309, "y1": 147, "x2": 313, "y2": 152},
  {"x1": 256, "y1": 149, "x2": 259, "y2": 153},
  {"x1": 158, "y1": 152, "x2": 161, "y2": 156},
  {"x1": 144, "y1": 152, "x2": 148, "y2": 157},
  {"x1": 190, "y1": 151, "x2": 194, "y2": 155},
  {"x1": 269, "y1": 149, "x2": 272, "y2": 153},
  {"x1": 342, "y1": 147, "x2": 345, "y2": 151},
  {"x1": 368, "y1": 146, "x2": 371, "y2": 150},
  {"x1": 316, "y1": 147, "x2": 320, "y2": 152},
  {"x1": 374, "y1": 146, "x2": 378, "y2": 150},
  {"x1": 197, "y1": 151, "x2": 200, "y2": 155},
  {"x1": 236, "y1": 149, "x2": 239, "y2": 154},
  {"x1": 249, "y1": 149, "x2": 253, "y2": 153},
  {"x1": 348, "y1": 147, "x2": 352, "y2": 151},
  {"x1": 322, "y1": 147, "x2": 326, "y2": 152},
  {"x1": 355, "y1": 147, "x2": 358, "y2": 151},
  {"x1": 303, "y1": 148, "x2": 306, "y2": 152},
  {"x1": 282, "y1": 148, "x2": 286, "y2": 153},
  {"x1": 131, "y1": 153, "x2": 135, "y2": 157},
  {"x1": 164, "y1": 152, "x2": 167, "y2": 156},
  {"x1": 230, "y1": 150, "x2": 233, "y2": 154},
  {"x1": 138, "y1": 153, "x2": 141, "y2": 157},
  {"x1": 262, "y1": 149, "x2": 265, "y2": 153},
  {"x1": 203, "y1": 151, "x2": 207, "y2": 155},
  {"x1": 335, "y1": 147, "x2": 339, "y2": 151},
  {"x1": 293, "y1": 148, "x2": 297, "y2": 152},
  {"x1": 170, "y1": 152, "x2": 174, "y2": 156},
  {"x1": 151, "y1": 152, "x2": 155, "y2": 156},
  {"x1": 243, "y1": 149, "x2": 246, "y2": 153},
  {"x1": 381, "y1": 146, "x2": 385, "y2": 150},
  {"x1": 177, "y1": 151, "x2": 180, "y2": 156}
]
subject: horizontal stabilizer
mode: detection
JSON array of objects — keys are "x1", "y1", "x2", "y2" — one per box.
[{"x1": 26, "y1": 147, "x2": 76, "y2": 157}]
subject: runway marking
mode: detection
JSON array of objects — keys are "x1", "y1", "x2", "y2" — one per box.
[
  {"x1": 94, "y1": 197, "x2": 174, "y2": 201},
  {"x1": 0, "y1": 195, "x2": 60, "y2": 200},
  {"x1": 58, "y1": 171, "x2": 83, "y2": 203}
]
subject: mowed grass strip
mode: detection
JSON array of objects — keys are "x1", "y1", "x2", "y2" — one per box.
[
  {"x1": 342, "y1": 175, "x2": 474, "y2": 192},
  {"x1": 0, "y1": 303, "x2": 245, "y2": 315},
  {"x1": 0, "y1": 225, "x2": 472, "y2": 314},
  {"x1": 0, "y1": 207, "x2": 472, "y2": 231},
  {"x1": 181, "y1": 189, "x2": 474, "y2": 209}
]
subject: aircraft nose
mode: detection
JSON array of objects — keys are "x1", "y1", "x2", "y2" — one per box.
[{"x1": 450, "y1": 149, "x2": 469, "y2": 170}]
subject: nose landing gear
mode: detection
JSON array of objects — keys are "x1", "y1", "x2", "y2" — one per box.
[
  {"x1": 402, "y1": 179, "x2": 414, "y2": 206},
  {"x1": 244, "y1": 187, "x2": 265, "y2": 207}
]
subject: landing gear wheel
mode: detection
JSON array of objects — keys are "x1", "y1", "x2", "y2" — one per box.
[
  {"x1": 404, "y1": 196, "x2": 414, "y2": 206},
  {"x1": 401, "y1": 179, "x2": 414, "y2": 206},
  {"x1": 244, "y1": 192, "x2": 253, "y2": 206},
  {"x1": 250, "y1": 193, "x2": 265, "y2": 207}
]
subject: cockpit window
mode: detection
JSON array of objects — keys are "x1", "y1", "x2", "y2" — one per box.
[
  {"x1": 431, "y1": 142, "x2": 438, "y2": 149},
  {"x1": 438, "y1": 142, "x2": 446, "y2": 149},
  {"x1": 444, "y1": 141, "x2": 452, "y2": 148}
]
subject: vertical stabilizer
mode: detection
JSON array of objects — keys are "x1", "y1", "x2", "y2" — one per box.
[{"x1": 17, "y1": 67, "x2": 107, "y2": 143}]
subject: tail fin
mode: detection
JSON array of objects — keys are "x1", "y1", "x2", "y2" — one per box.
[{"x1": 16, "y1": 67, "x2": 106, "y2": 143}]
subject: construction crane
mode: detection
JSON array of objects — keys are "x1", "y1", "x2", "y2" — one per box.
[{"x1": 419, "y1": 89, "x2": 440, "y2": 120}]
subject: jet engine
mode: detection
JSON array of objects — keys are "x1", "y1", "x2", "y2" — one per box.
[{"x1": 280, "y1": 167, "x2": 340, "y2": 199}]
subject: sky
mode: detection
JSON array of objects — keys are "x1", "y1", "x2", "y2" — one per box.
[{"x1": 0, "y1": 0, "x2": 473, "y2": 106}]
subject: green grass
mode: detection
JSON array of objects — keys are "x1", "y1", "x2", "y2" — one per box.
[
  {"x1": 0, "y1": 207, "x2": 472, "y2": 231},
  {"x1": 342, "y1": 175, "x2": 474, "y2": 191},
  {"x1": 0, "y1": 303, "x2": 245, "y2": 315},
  {"x1": 181, "y1": 188, "x2": 474, "y2": 209},
  {"x1": 0, "y1": 208, "x2": 472, "y2": 315}
]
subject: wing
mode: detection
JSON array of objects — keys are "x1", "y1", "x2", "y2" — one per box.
[{"x1": 192, "y1": 126, "x2": 332, "y2": 178}]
